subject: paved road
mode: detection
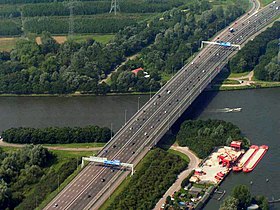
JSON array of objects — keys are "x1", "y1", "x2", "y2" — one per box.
[
  {"x1": 45, "y1": 1, "x2": 280, "y2": 209},
  {"x1": 153, "y1": 145, "x2": 201, "y2": 210}
]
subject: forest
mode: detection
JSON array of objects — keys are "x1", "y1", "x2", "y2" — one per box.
[
  {"x1": 1, "y1": 125, "x2": 112, "y2": 144},
  {"x1": 0, "y1": 0, "x2": 246, "y2": 94},
  {"x1": 229, "y1": 21, "x2": 280, "y2": 81},
  {"x1": 0, "y1": 145, "x2": 80, "y2": 210},
  {"x1": 106, "y1": 148, "x2": 188, "y2": 209},
  {"x1": 220, "y1": 185, "x2": 269, "y2": 210},
  {"x1": 176, "y1": 119, "x2": 249, "y2": 159}
]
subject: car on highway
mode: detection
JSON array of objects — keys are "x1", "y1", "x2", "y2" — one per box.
[{"x1": 101, "y1": 178, "x2": 105, "y2": 182}]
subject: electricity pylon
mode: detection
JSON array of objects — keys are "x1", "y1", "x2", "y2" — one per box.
[
  {"x1": 63, "y1": 0, "x2": 80, "y2": 38},
  {"x1": 109, "y1": 0, "x2": 120, "y2": 15}
]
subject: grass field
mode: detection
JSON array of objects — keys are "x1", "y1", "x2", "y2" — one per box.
[
  {"x1": 168, "y1": 149, "x2": 190, "y2": 163},
  {"x1": 0, "y1": 37, "x2": 19, "y2": 51},
  {"x1": 43, "y1": 142, "x2": 106, "y2": 148},
  {"x1": 229, "y1": 71, "x2": 251, "y2": 78},
  {"x1": 70, "y1": 34, "x2": 115, "y2": 44},
  {"x1": 260, "y1": 0, "x2": 274, "y2": 6}
]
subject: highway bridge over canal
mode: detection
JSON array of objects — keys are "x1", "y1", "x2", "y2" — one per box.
[{"x1": 45, "y1": 1, "x2": 280, "y2": 209}]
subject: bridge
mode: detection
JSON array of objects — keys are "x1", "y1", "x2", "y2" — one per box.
[{"x1": 45, "y1": 1, "x2": 280, "y2": 209}]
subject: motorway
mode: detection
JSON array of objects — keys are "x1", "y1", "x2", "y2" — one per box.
[{"x1": 45, "y1": 1, "x2": 280, "y2": 209}]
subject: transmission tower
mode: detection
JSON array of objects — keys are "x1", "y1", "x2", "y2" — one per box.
[
  {"x1": 109, "y1": 0, "x2": 120, "y2": 15},
  {"x1": 63, "y1": 0, "x2": 80, "y2": 38}
]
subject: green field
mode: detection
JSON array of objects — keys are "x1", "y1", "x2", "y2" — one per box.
[
  {"x1": 70, "y1": 34, "x2": 115, "y2": 44},
  {"x1": 0, "y1": 37, "x2": 19, "y2": 51}
]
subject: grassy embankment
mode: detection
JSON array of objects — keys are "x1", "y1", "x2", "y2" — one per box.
[{"x1": 42, "y1": 142, "x2": 105, "y2": 148}]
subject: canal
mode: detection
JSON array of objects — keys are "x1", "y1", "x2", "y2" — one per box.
[{"x1": 0, "y1": 88, "x2": 279, "y2": 209}]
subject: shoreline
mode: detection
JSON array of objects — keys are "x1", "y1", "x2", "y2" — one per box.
[{"x1": 0, "y1": 84, "x2": 279, "y2": 97}]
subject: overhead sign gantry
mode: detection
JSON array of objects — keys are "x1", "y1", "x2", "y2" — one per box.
[
  {"x1": 201, "y1": 41, "x2": 241, "y2": 50},
  {"x1": 81, "y1": 156, "x2": 134, "y2": 175}
]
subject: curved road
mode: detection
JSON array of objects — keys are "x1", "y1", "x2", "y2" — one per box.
[{"x1": 153, "y1": 145, "x2": 201, "y2": 210}]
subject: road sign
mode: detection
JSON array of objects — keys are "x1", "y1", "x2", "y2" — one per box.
[
  {"x1": 104, "y1": 160, "x2": 121, "y2": 166},
  {"x1": 219, "y1": 42, "x2": 231, "y2": 47}
]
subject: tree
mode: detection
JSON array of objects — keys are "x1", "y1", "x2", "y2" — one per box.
[
  {"x1": 220, "y1": 196, "x2": 238, "y2": 210},
  {"x1": 232, "y1": 185, "x2": 251, "y2": 209}
]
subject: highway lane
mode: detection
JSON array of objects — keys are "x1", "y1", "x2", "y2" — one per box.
[
  {"x1": 45, "y1": 1, "x2": 279, "y2": 209},
  {"x1": 48, "y1": 1, "x2": 262, "y2": 208}
]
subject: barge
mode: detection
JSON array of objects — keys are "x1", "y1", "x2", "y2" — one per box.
[
  {"x1": 243, "y1": 145, "x2": 269, "y2": 173},
  {"x1": 233, "y1": 145, "x2": 258, "y2": 172}
]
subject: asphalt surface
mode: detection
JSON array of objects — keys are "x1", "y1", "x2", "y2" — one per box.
[{"x1": 45, "y1": 1, "x2": 280, "y2": 209}]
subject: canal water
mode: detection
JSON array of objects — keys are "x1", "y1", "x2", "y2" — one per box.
[{"x1": 0, "y1": 89, "x2": 279, "y2": 209}]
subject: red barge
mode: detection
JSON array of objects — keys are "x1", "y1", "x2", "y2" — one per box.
[
  {"x1": 243, "y1": 145, "x2": 269, "y2": 173},
  {"x1": 233, "y1": 145, "x2": 258, "y2": 172}
]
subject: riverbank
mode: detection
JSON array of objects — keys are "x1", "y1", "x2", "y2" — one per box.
[{"x1": 0, "y1": 83, "x2": 279, "y2": 97}]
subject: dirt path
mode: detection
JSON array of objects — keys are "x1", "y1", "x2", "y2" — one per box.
[
  {"x1": 99, "y1": 53, "x2": 139, "y2": 84},
  {"x1": 153, "y1": 145, "x2": 201, "y2": 210},
  {"x1": 222, "y1": 71, "x2": 256, "y2": 87},
  {"x1": 0, "y1": 139, "x2": 103, "y2": 151}
]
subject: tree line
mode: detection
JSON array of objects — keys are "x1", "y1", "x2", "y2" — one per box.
[
  {"x1": 220, "y1": 185, "x2": 269, "y2": 210},
  {"x1": 21, "y1": 0, "x2": 185, "y2": 17},
  {"x1": 176, "y1": 119, "x2": 249, "y2": 159},
  {"x1": 229, "y1": 21, "x2": 280, "y2": 76},
  {"x1": 0, "y1": 19, "x2": 21, "y2": 35},
  {"x1": 107, "y1": 148, "x2": 188, "y2": 209},
  {"x1": 23, "y1": 15, "x2": 141, "y2": 34},
  {"x1": 0, "y1": 5, "x2": 20, "y2": 18},
  {"x1": 2, "y1": 125, "x2": 112, "y2": 144}
]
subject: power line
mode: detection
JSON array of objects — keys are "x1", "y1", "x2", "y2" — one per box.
[{"x1": 109, "y1": 0, "x2": 120, "y2": 15}]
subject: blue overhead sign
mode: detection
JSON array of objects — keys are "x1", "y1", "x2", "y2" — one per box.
[
  {"x1": 219, "y1": 42, "x2": 231, "y2": 47},
  {"x1": 104, "y1": 160, "x2": 121, "y2": 166}
]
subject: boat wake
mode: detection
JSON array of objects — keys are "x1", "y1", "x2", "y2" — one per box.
[{"x1": 213, "y1": 108, "x2": 242, "y2": 113}]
